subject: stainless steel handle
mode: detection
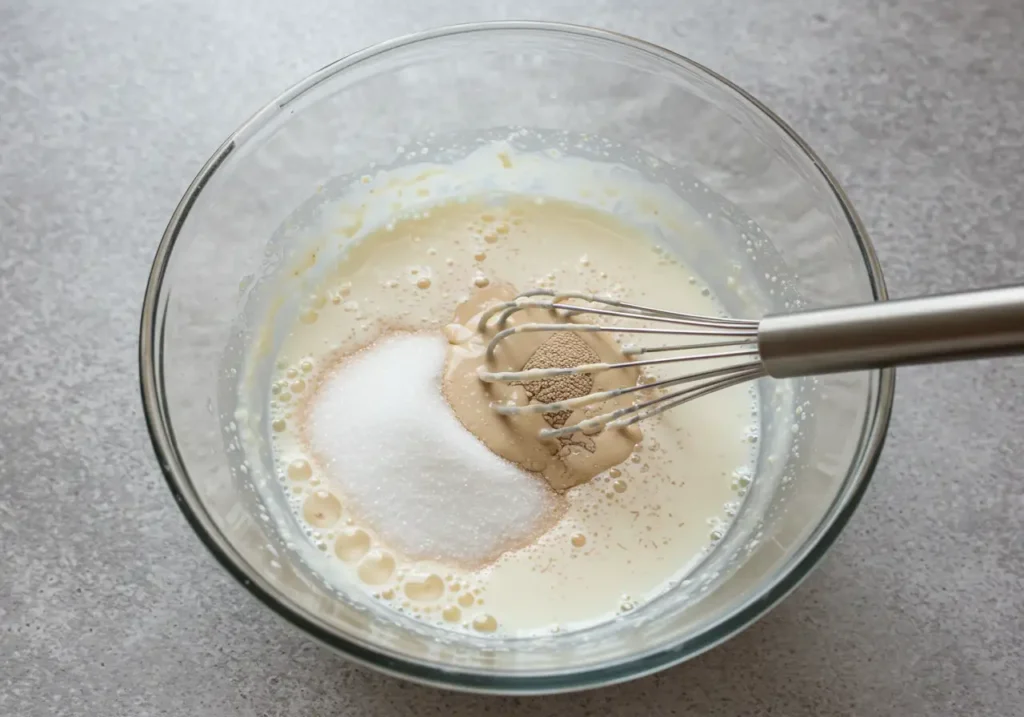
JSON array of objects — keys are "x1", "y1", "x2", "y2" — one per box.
[{"x1": 758, "y1": 285, "x2": 1024, "y2": 378}]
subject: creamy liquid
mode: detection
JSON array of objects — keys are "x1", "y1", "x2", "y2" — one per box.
[{"x1": 262, "y1": 195, "x2": 758, "y2": 636}]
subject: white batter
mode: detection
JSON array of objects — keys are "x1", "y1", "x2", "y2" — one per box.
[{"x1": 256, "y1": 180, "x2": 759, "y2": 636}]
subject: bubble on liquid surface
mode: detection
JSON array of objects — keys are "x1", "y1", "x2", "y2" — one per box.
[
  {"x1": 303, "y1": 491, "x2": 342, "y2": 528},
  {"x1": 472, "y1": 614, "x2": 498, "y2": 633},
  {"x1": 403, "y1": 574, "x2": 445, "y2": 602},
  {"x1": 358, "y1": 551, "x2": 396, "y2": 585},
  {"x1": 287, "y1": 459, "x2": 312, "y2": 481},
  {"x1": 334, "y1": 528, "x2": 371, "y2": 562}
]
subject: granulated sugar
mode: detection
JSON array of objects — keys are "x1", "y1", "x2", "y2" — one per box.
[{"x1": 305, "y1": 332, "x2": 559, "y2": 567}]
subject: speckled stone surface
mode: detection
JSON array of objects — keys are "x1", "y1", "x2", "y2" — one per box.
[{"x1": 2, "y1": 0, "x2": 1022, "y2": 714}]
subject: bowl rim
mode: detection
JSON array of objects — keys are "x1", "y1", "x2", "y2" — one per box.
[{"x1": 139, "y1": 20, "x2": 895, "y2": 695}]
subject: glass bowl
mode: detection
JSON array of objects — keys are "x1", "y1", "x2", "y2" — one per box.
[{"x1": 139, "y1": 22, "x2": 894, "y2": 693}]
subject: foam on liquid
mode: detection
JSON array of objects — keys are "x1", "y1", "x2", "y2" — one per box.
[{"x1": 252, "y1": 148, "x2": 760, "y2": 637}]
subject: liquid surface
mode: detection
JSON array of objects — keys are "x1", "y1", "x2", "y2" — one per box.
[{"x1": 262, "y1": 193, "x2": 758, "y2": 636}]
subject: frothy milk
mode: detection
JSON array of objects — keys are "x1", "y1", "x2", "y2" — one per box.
[{"x1": 255, "y1": 185, "x2": 759, "y2": 636}]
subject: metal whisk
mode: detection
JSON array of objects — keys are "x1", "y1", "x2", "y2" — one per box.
[{"x1": 476, "y1": 286, "x2": 1024, "y2": 438}]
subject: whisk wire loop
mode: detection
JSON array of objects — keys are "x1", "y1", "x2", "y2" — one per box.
[{"x1": 478, "y1": 290, "x2": 766, "y2": 437}]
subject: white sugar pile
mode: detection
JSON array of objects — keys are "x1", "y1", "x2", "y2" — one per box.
[{"x1": 306, "y1": 332, "x2": 557, "y2": 566}]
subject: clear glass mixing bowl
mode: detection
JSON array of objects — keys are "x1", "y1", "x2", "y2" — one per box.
[{"x1": 140, "y1": 22, "x2": 894, "y2": 693}]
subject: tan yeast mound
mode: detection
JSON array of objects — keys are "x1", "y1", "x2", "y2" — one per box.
[{"x1": 442, "y1": 284, "x2": 642, "y2": 491}]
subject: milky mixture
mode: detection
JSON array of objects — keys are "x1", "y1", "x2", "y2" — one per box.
[{"x1": 248, "y1": 149, "x2": 759, "y2": 637}]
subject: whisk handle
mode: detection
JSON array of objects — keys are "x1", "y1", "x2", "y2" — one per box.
[{"x1": 758, "y1": 285, "x2": 1024, "y2": 378}]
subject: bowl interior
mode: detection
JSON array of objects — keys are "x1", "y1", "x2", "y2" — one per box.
[{"x1": 141, "y1": 23, "x2": 891, "y2": 692}]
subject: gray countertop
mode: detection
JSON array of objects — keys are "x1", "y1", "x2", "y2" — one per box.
[{"x1": 2, "y1": 1, "x2": 1022, "y2": 715}]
